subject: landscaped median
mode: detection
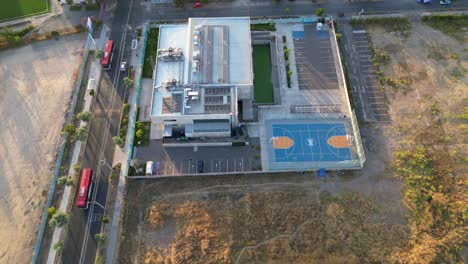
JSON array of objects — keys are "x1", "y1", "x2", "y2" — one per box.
[
  {"x1": 113, "y1": 103, "x2": 130, "y2": 147},
  {"x1": 142, "y1": 28, "x2": 159, "y2": 78},
  {"x1": 282, "y1": 35, "x2": 292, "y2": 88},
  {"x1": 250, "y1": 23, "x2": 276, "y2": 31}
]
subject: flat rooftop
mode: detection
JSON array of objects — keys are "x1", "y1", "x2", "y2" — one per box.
[{"x1": 151, "y1": 17, "x2": 252, "y2": 117}]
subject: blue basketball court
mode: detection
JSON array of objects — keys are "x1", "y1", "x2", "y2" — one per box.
[{"x1": 265, "y1": 120, "x2": 354, "y2": 170}]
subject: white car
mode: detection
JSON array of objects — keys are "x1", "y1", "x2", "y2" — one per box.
[
  {"x1": 120, "y1": 61, "x2": 127, "y2": 72},
  {"x1": 146, "y1": 161, "x2": 153, "y2": 175}
]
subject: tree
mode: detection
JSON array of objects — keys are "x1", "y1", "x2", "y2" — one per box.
[
  {"x1": 95, "y1": 233, "x2": 106, "y2": 244},
  {"x1": 49, "y1": 211, "x2": 68, "y2": 229},
  {"x1": 173, "y1": 0, "x2": 184, "y2": 8},
  {"x1": 284, "y1": 7, "x2": 290, "y2": 14},
  {"x1": 135, "y1": 129, "x2": 144, "y2": 139},
  {"x1": 58, "y1": 176, "x2": 73, "y2": 186},
  {"x1": 123, "y1": 77, "x2": 134, "y2": 89},
  {"x1": 62, "y1": 124, "x2": 76, "y2": 138},
  {"x1": 73, "y1": 163, "x2": 81, "y2": 173},
  {"x1": 112, "y1": 136, "x2": 124, "y2": 146},
  {"x1": 136, "y1": 121, "x2": 144, "y2": 130},
  {"x1": 315, "y1": 8, "x2": 325, "y2": 17},
  {"x1": 48, "y1": 207, "x2": 56, "y2": 217},
  {"x1": 89, "y1": 89, "x2": 95, "y2": 96},
  {"x1": 66, "y1": 0, "x2": 73, "y2": 5},
  {"x1": 95, "y1": 50, "x2": 103, "y2": 59},
  {"x1": 75, "y1": 126, "x2": 87, "y2": 141},
  {"x1": 77, "y1": 111, "x2": 91, "y2": 121},
  {"x1": 57, "y1": 176, "x2": 68, "y2": 185},
  {"x1": 65, "y1": 177, "x2": 74, "y2": 186},
  {"x1": 53, "y1": 241, "x2": 64, "y2": 253}
]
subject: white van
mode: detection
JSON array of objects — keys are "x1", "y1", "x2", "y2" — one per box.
[{"x1": 146, "y1": 161, "x2": 154, "y2": 175}]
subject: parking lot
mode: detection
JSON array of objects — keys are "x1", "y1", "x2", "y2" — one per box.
[
  {"x1": 134, "y1": 138, "x2": 262, "y2": 176},
  {"x1": 293, "y1": 25, "x2": 339, "y2": 90},
  {"x1": 352, "y1": 30, "x2": 391, "y2": 122}
]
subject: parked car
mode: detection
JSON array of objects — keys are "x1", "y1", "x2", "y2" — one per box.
[
  {"x1": 193, "y1": 2, "x2": 202, "y2": 8},
  {"x1": 153, "y1": 161, "x2": 160, "y2": 175},
  {"x1": 120, "y1": 61, "x2": 127, "y2": 72},
  {"x1": 440, "y1": 0, "x2": 451, "y2": 5},
  {"x1": 418, "y1": 0, "x2": 432, "y2": 4},
  {"x1": 197, "y1": 160, "x2": 205, "y2": 173},
  {"x1": 146, "y1": 161, "x2": 154, "y2": 175}
]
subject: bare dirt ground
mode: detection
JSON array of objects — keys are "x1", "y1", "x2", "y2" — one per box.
[
  {"x1": 0, "y1": 34, "x2": 85, "y2": 263},
  {"x1": 118, "y1": 18, "x2": 467, "y2": 264},
  {"x1": 120, "y1": 167, "x2": 408, "y2": 264}
]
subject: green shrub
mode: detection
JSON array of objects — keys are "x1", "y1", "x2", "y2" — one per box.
[
  {"x1": 143, "y1": 28, "x2": 159, "y2": 78},
  {"x1": 77, "y1": 111, "x2": 91, "y2": 121},
  {"x1": 48, "y1": 207, "x2": 56, "y2": 216},
  {"x1": 69, "y1": 5, "x2": 82, "y2": 11},
  {"x1": 315, "y1": 8, "x2": 325, "y2": 17},
  {"x1": 122, "y1": 103, "x2": 130, "y2": 113},
  {"x1": 250, "y1": 23, "x2": 276, "y2": 31},
  {"x1": 75, "y1": 126, "x2": 87, "y2": 141},
  {"x1": 53, "y1": 241, "x2": 63, "y2": 253},
  {"x1": 95, "y1": 233, "x2": 106, "y2": 244},
  {"x1": 112, "y1": 136, "x2": 124, "y2": 147},
  {"x1": 232, "y1": 141, "x2": 246, "y2": 146},
  {"x1": 73, "y1": 163, "x2": 80, "y2": 173},
  {"x1": 49, "y1": 211, "x2": 68, "y2": 229}
]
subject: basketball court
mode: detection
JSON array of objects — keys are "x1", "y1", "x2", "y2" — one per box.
[{"x1": 266, "y1": 119, "x2": 355, "y2": 170}]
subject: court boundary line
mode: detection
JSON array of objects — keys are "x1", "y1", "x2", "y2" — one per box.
[{"x1": 271, "y1": 123, "x2": 352, "y2": 162}]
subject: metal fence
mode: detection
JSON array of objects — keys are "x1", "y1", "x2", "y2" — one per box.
[
  {"x1": 31, "y1": 33, "x2": 94, "y2": 264},
  {"x1": 125, "y1": 23, "x2": 149, "y2": 176},
  {"x1": 329, "y1": 18, "x2": 366, "y2": 169}
]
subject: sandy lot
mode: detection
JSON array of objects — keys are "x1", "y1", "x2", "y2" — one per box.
[{"x1": 0, "y1": 34, "x2": 85, "y2": 263}]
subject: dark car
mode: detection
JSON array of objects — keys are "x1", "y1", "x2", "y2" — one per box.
[{"x1": 197, "y1": 160, "x2": 205, "y2": 173}]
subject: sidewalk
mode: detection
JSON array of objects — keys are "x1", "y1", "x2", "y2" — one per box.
[{"x1": 104, "y1": 26, "x2": 145, "y2": 264}]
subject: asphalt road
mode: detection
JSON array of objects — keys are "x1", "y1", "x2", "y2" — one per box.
[
  {"x1": 135, "y1": 0, "x2": 468, "y2": 23},
  {"x1": 60, "y1": 0, "x2": 134, "y2": 262},
  {"x1": 59, "y1": 0, "x2": 468, "y2": 263}
]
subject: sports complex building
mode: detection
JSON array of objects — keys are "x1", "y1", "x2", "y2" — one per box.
[
  {"x1": 147, "y1": 17, "x2": 365, "y2": 172},
  {"x1": 150, "y1": 17, "x2": 253, "y2": 138}
]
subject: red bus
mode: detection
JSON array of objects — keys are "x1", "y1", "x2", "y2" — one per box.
[
  {"x1": 76, "y1": 168, "x2": 93, "y2": 209},
  {"x1": 100, "y1": 40, "x2": 115, "y2": 70}
]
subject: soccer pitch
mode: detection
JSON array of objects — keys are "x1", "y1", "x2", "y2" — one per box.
[{"x1": 0, "y1": 0, "x2": 49, "y2": 22}]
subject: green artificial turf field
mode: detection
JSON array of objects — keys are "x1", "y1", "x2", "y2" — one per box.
[
  {"x1": 253, "y1": 45, "x2": 274, "y2": 104},
  {"x1": 0, "y1": 0, "x2": 49, "y2": 22}
]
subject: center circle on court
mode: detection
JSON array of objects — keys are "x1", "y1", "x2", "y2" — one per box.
[{"x1": 306, "y1": 137, "x2": 315, "y2": 147}]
